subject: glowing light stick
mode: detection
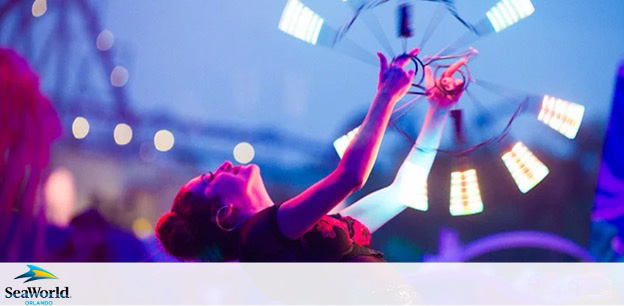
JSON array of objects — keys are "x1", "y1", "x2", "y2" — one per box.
[
  {"x1": 501, "y1": 142, "x2": 549, "y2": 193},
  {"x1": 486, "y1": 0, "x2": 535, "y2": 33},
  {"x1": 537, "y1": 95, "x2": 585, "y2": 139},
  {"x1": 333, "y1": 126, "x2": 359, "y2": 158},
  {"x1": 449, "y1": 169, "x2": 484, "y2": 216},
  {"x1": 278, "y1": 0, "x2": 325, "y2": 45}
]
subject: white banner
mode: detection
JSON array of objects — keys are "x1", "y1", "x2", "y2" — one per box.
[{"x1": 0, "y1": 263, "x2": 622, "y2": 305}]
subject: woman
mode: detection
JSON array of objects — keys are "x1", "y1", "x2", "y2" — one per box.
[{"x1": 156, "y1": 49, "x2": 466, "y2": 261}]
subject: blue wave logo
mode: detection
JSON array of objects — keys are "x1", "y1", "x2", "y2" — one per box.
[{"x1": 14, "y1": 265, "x2": 58, "y2": 283}]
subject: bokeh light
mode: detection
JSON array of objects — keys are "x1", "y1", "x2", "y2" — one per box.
[
  {"x1": 96, "y1": 30, "x2": 115, "y2": 51},
  {"x1": 132, "y1": 217, "x2": 153, "y2": 239},
  {"x1": 44, "y1": 167, "x2": 76, "y2": 227},
  {"x1": 233, "y1": 142, "x2": 255, "y2": 164},
  {"x1": 110, "y1": 66, "x2": 129, "y2": 87},
  {"x1": 113, "y1": 123, "x2": 133, "y2": 145},
  {"x1": 154, "y1": 130, "x2": 175, "y2": 152},
  {"x1": 72, "y1": 117, "x2": 90, "y2": 139},
  {"x1": 31, "y1": 0, "x2": 47, "y2": 18}
]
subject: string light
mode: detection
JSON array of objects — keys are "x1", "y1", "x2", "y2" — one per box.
[
  {"x1": 397, "y1": 162, "x2": 428, "y2": 211},
  {"x1": 31, "y1": 0, "x2": 47, "y2": 17},
  {"x1": 110, "y1": 66, "x2": 129, "y2": 87},
  {"x1": 96, "y1": 30, "x2": 115, "y2": 51},
  {"x1": 233, "y1": 142, "x2": 255, "y2": 164},
  {"x1": 113, "y1": 123, "x2": 133, "y2": 145},
  {"x1": 486, "y1": 0, "x2": 535, "y2": 33},
  {"x1": 502, "y1": 142, "x2": 549, "y2": 193},
  {"x1": 72, "y1": 117, "x2": 90, "y2": 139},
  {"x1": 278, "y1": 0, "x2": 324, "y2": 45},
  {"x1": 537, "y1": 95, "x2": 585, "y2": 139},
  {"x1": 154, "y1": 130, "x2": 174, "y2": 152},
  {"x1": 450, "y1": 169, "x2": 484, "y2": 216},
  {"x1": 333, "y1": 126, "x2": 359, "y2": 158}
]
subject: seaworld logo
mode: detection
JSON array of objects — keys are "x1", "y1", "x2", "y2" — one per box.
[
  {"x1": 14, "y1": 265, "x2": 58, "y2": 283},
  {"x1": 5, "y1": 265, "x2": 71, "y2": 303}
]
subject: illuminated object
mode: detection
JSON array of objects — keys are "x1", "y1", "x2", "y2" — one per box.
[
  {"x1": 333, "y1": 126, "x2": 359, "y2": 158},
  {"x1": 96, "y1": 30, "x2": 115, "y2": 51},
  {"x1": 233, "y1": 142, "x2": 255, "y2": 164},
  {"x1": 449, "y1": 169, "x2": 484, "y2": 216},
  {"x1": 110, "y1": 66, "x2": 129, "y2": 87},
  {"x1": 44, "y1": 168, "x2": 76, "y2": 227},
  {"x1": 486, "y1": 0, "x2": 535, "y2": 33},
  {"x1": 278, "y1": 0, "x2": 324, "y2": 45},
  {"x1": 154, "y1": 129, "x2": 175, "y2": 152},
  {"x1": 538, "y1": 95, "x2": 585, "y2": 139},
  {"x1": 72, "y1": 117, "x2": 90, "y2": 139},
  {"x1": 31, "y1": 0, "x2": 47, "y2": 17},
  {"x1": 132, "y1": 217, "x2": 154, "y2": 239},
  {"x1": 501, "y1": 142, "x2": 549, "y2": 193},
  {"x1": 397, "y1": 162, "x2": 428, "y2": 211},
  {"x1": 113, "y1": 123, "x2": 133, "y2": 145}
]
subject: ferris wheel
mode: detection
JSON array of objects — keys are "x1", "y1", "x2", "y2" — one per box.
[{"x1": 276, "y1": 0, "x2": 585, "y2": 216}]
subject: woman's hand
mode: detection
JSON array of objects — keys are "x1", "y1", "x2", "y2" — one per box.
[
  {"x1": 377, "y1": 48, "x2": 418, "y2": 102},
  {"x1": 424, "y1": 58, "x2": 467, "y2": 109}
]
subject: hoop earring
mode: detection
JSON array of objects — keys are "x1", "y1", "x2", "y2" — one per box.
[{"x1": 215, "y1": 205, "x2": 237, "y2": 232}]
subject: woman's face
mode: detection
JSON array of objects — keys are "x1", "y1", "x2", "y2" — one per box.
[{"x1": 184, "y1": 161, "x2": 271, "y2": 219}]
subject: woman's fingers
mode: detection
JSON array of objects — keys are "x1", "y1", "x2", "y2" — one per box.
[
  {"x1": 442, "y1": 57, "x2": 467, "y2": 78},
  {"x1": 408, "y1": 47, "x2": 420, "y2": 57},
  {"x1": 377, "y1": 52, "x2": 388, "y2": 74},
  {"x1": 392, "y1": 48, "x2": 420, "y2": 68}
]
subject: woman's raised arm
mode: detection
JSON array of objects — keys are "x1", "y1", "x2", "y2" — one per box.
[
  {"x1": 340, "y1": 58, "x2": 467, "y2": 233},
  {"x1": 277, "y1": 49, "x2": 418, "y2": 240}
]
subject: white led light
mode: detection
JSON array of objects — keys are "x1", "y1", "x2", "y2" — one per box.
[
  {"x1": 154, "y1": 129, "x2": 175, "y2": 152},
  {"x1": 502, "y1": 142, "x2": 549, "y2": 193},
  {"x1": 397, "y1": 162, "x2": 428, "y2": 211},
  {"x1": 486, "y1": 0, "x2": 535, "y2": 32},
  {"x1": 450, "y1": 169, "x2": 484, "y2": 216},
  {"x1": 31, "y1": 0, "x2": 47, "y2": 17},
  {"x1": 333, "y1": 126, "x2": 359, "y2": 158},
  {"x1": 278, "y1": 0, "x2": 325, "y2": 45},
  {"x1": 113, "y1": 123, "x2": 133, "y2": 145},
  {"x1": 72, "y1": 117, "x2": 90, "y2": 139},
  {"x1": 233, "y1": 142, "x2": 255, "y2": 164},
  {"x1": 538, "y1": 95, "x2": 585, "y2": 139}
]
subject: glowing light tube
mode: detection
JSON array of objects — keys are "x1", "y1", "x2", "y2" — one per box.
[
  {"x1": 537, "y1": 95, "x2": 585, "y2": 139},
  {"x1": 333, "y1": 126, "x2": 359, "y2": 158},
  {"x1": 450, "y1": 169, "x2": 484, "y2": 216},
  {"x1": 486, "y1": 0, "x2": 535, "y2": 33},
  {"x1": 278, "y1": 0, "x2": 325, "y2": 45},
  {"x1": 397, "y1": 162, "x2": 428, "y2": 211},
  {"x1": 501, "y1": 142, "x2": 549, "y2": 193}
]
